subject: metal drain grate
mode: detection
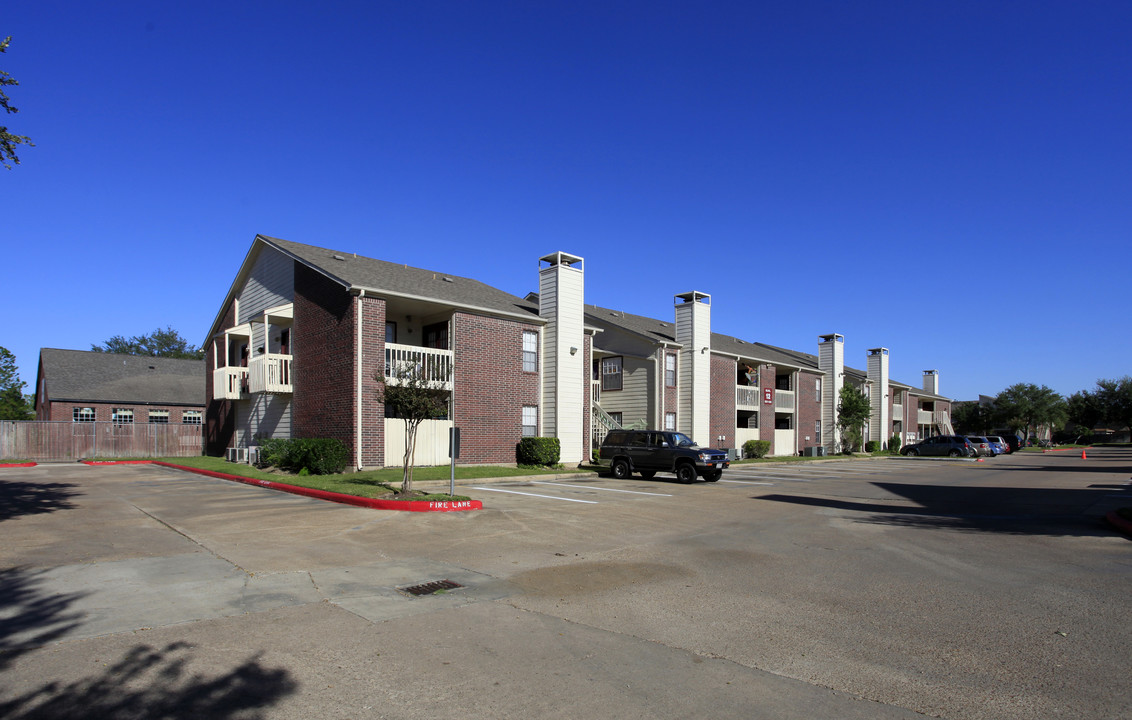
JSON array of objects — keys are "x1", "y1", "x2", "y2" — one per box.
[{"x1": 400, "y1": 579, "x2": 464, "y2": 596}]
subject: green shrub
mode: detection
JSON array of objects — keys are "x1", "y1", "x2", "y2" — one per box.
[
  {"x1": 517, "y1": 437, "x2": 560, "y2": 466},
  {"x1": 255, "y1": 437, "x2": 349, "y2": 475},
  {"x1": 865, "y1": 440, "x2": 881, "y2": 453},
  {"x1": 743, "y1": 439, "x2": 771, "y2": 459},
  {"x1": 889, "y1": 433, "x2": 902, "y2": 454}
]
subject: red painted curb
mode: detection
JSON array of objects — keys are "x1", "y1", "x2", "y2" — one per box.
[
  {"x1": 80, "y1": 459, "x2": 481, "y2": 512},
  {"x1": 0, "y1": 462, "x2": 37, "y2": 468},
  {"x1": 1105, "y1": 510, "x2": 1132, "y2": 538}
]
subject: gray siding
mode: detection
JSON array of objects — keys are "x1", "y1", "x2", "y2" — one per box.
[
  {"x1": 600, "y1": 355, "x2": 654, "y2": 428},
  {"x1": 234, "y1": 394, "x2": 292, "y2": 447},
  {"x1": 239, "y1": 246, "x2": 295, "y2": 323}
]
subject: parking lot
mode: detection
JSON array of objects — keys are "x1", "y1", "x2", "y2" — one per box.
[{"x1": 1, "y1": 450, "x2": 1130, "y2": 719}]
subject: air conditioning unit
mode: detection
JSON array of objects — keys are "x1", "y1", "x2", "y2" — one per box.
[
  {"x1": 226, "y1": 447, "x2": 248, "y2": 463},
  {"x1": 247, "y1": 446, "x2": 260, "y2": 465},
  {"x1": 802, "y1": 446, "x2": 826, "y2": 457}
]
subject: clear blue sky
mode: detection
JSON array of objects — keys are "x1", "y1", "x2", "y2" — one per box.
[{"x1": 4, "y1": 1, "x2": 1129, "y2": 401}]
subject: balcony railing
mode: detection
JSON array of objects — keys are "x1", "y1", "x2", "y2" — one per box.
[
  {"x1": 592, "y1": 379, "x2": 601, "y2": 406},
  {"x1": 892, "y1": 403, "x2": 903, "y2": 420},
  {"x1": 213, "y1": 367, "x2": 248, "y2": 400},
  {"x1": 774, "y1": 389, "x2": 795, "y2": 411},
  {"x1": 248, "y1": 353, "x2": 293, "y2": 394},
  {"x1": 917, "y1": 409, "x2": 933, "y2": 425},
  {"x1": 384, "y1": 343, "x2": 453, "y2": 390},
  {"x1": 736, "y1": 385, "x2": 760, "y2": 409}
]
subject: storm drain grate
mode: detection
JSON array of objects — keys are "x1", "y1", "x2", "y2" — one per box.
[{"x1": 400, "y1": 579, "x2": 464, "y2": 596}]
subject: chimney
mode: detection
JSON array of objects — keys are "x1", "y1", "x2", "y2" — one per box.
[
  {"x1": 923, "y1": 369, "x2": 939, "y2": 395},
  {"x1": 674, "y1": 291, "x2": 711, "y2": 444},
  {"x1": 539, "y1": 252, "x2": 585, "y2": 464},
  {"x1": 818, "y1": 334, "x2": 844, "y2": 454},
  {"x1": 867, "y1": 348, "x2": 889, "y2": 449}
]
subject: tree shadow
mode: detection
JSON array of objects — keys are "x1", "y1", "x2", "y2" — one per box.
[
  {"x1": 757, "y1": 481, "x2": 1130, "y2": 537},
  {"x1": 0, "y1": 479, "x2": 79, "y2": 522},
  {"x1": 0, "y1": 641, "x2": 297, "y2": 719},
  {"x1": 0, "y1": 567, "x2": 88, "y2": 671}
]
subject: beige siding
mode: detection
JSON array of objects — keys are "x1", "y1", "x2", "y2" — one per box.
[{"x1": 599, "y1": 356, "x2": 654, "y2": 428}]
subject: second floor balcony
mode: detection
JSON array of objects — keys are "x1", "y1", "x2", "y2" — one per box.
[
  {"x1": 249, "y1": 353, "x2": 293, "y2": 394},
  {"x1": 736, "y1": 385, "x2": 760, "y2": 410},
  {"x1": 213, "y1": 367, "x2": 248, "y2": 400},
  {"x1": 384, "y1": 343, "x2": 453, "y2": 391}
]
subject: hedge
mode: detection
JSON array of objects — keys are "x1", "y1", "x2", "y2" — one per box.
[
  {"x1": 517, "y1": 437, "x2": 561, "y2": 466},
  {"x1": 257, "y1": 437, "x2": 349, "y2": 475},
  {"x1": 742, "y1": 439, "x2": 771, "y2": 459}
]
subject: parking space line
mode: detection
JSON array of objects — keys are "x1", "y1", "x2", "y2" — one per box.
[
  {"x1": 470, "y1": 486, "x2": 598, "y2": 503},
  {"x1": 531, "y1": 481, "x2": 672, "y2": 496},
  {"x1": 726, "y1": 473, "x2": 811, "y2": 482},
  {"x1": 720, "y1": 479, "x2": 775, "y2": 486}
]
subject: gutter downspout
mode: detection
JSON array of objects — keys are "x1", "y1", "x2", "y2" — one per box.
[{"x1": 355, "y1": 290, "x2": 364, "y2": 471}]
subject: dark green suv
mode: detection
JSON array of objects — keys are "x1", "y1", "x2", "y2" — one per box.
[{"x1": 598, "y1": 430, "x2": 730, "y2": 483}]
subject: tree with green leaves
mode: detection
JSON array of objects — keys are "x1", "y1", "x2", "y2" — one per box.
[
  {"x1": 92, "y1": 327, "x2": 205, "y2": 360},
  {"x1": 1, "y1": 36, "x2": 35, "y2": 169},
  {"x1": 0, "y1": 346, "x2": 33, "y2": 420},
  {"x1": 837, "y1": 384, "x2": 871, "y2": 453},
  {"x1": 1065, "y1": 390, "x2": 1102, "y2": 444},
  {"x1": 374, "y1": 361, "x2": 451, "y2": 495},
  {"x1": 1095, "y1": 376, "x2": 1132, "y2": 440},
  {"x1": 993, "y1": 383, "x2": 1066, "y2": 442},
  {"x1": 951, "y1": 401, "x2": 994, "y2": 436}
]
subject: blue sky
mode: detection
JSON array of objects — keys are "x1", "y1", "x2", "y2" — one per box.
[{"x1": 4, "y1": 1, "x2": 1129, "y2": 401}]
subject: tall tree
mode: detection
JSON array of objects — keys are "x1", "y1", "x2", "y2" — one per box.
[
  {"x1": 1095, "y1": 376, "x2": 1132, "y2": 439},
  {"x1": 1065, "y1": 390, "x2": 1102, "y2": 443},
  {"x1": 952, "y1": 401, "x2": 994, "y2": 435},
  {"x1": 92, "y1": 327, "x2": 205, "y2": 360},
  {"x1": 0, "y1": 346, "x2": 33, "y2": 420},
  {"x1": 1, "y1": 36, "x2": 35, "y2": 169},
  {"x1": 374, "y1": 361, "x2": 451, "y2": 495},
  {"x1": 837, "y1": 384, "x2": 871, "y2": 452},
  {"x1": 994, "y1": 383, "x2": 1066, "y2": 441}
]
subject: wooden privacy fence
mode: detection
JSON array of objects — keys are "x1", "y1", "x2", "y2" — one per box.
[{"x1": 0, "y1": 421, "x2": 203, "y2": 461}]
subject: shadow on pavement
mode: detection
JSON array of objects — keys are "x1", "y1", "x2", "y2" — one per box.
[
  {"x1": 0, "y1": 479, "x2": 79, "y2": 522},
  {"x1": 0, "y1": 567, "x2": 87, "y2": 671},
  {"x1": 0, "y1": 641, "x2": 297, "y2": 719}
]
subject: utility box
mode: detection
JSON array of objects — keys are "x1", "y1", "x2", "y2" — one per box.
[{"x1": 802, "y1": 446, "x2": 825, "y2": 457}]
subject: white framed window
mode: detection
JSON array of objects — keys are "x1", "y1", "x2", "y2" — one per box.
[
  {"x1": 521, "y1": 405, "x2": 538, "y2": 437},
  {"x1": 148, "y1": 409, "x2": 170, "y2": 424},
  {"x1": 73, "y1": 407, "x2": 95, "y2": 423},
  {"x1": 664, "y1": 412, "x2": 676, "y2": 431},
  {"x1": 522, "y1": 330, "x2": 538, "y2": 373},
  {"x1": 609, "y1": 411, "x2": 623, "y2": 427},
  {"x1": 183, "y1": 410, "x2": 203, "y2": 425},
  {"x1": 665, "y1": 353, "x2": 677, "y2": 387},
  {"x1": 815, "y1": 378, "x2": 822, "y2": 403},
  {"x1": 602, "y1": 356, "x2": 623, "y2": 391},
  {"x1": 815, "y1": 420, "x2": 821, "y2": 444},
  {"x1": 112, "y1": 408, "x2": 134, "y2": 424}
]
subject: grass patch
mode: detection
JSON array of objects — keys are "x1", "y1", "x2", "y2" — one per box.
[{"x1": 148, "y1": 456, "x2": 590, "y2": 500}]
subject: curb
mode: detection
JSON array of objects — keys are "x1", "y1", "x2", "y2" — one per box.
[
  {"x1": 1105, "y1": 510, "x2": 1132, "y2": 538},
  {"x1": 79, "y1": 460, "x2": 482, "y2": 512},
  {"x1": 0, "y1": 462, "x2": 37, "y2": 468}
]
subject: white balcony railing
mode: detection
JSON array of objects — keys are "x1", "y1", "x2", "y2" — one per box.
[
  {"x1": 736, "y1": 385, "x2": 760, "y2": 409},
  {"x1": 213, "y1": 367, "x2": 248, "y2": 400},
  {"x1": 249, "y1": 353, "x2": 293, "y2": 394},
  {"x1": 384, "y1": 343, "x2": 453, "y2": 390},
  {"x1": 892, "y1": 403, "x2": 903, "y2": 420},
  {"x1": 592, "y1": 379, "x2": 601, "y2": 406},
  {"x1": 917, "y1": 409, "x2": 933, "y2": 425},
  {"x1": 774, "y1": 389, "x2": 795, "y2": 411}
]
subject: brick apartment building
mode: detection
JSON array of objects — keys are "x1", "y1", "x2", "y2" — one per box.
[{"x1": 205, "y1": 235, "x2": 950, "y2": 468}]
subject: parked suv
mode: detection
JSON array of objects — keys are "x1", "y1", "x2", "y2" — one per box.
[
  {"x1": 598, "y1": 430, "x2": 730, "y2": 483},
  {"x1": 900, "y1": 435, "x2": 976, "y2": 458}
]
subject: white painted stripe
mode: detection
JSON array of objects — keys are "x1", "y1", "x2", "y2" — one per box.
[
  {"x1": 531, "y1": 481, "x2": 672, "y2": 497},
  {"x1": 470, "y1": 486, "x2": 598, "y2": 504},
  {"x1": 728, "y1": 474, "x2": 811, "y2": 482},
  {"x1": 720, "y1": 479, "x2": 776, "y2": 486}
]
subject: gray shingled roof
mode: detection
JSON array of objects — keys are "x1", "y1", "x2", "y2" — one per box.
[
  {"x1": 584, "y1": 304, "x2": 679, "y2": 344},
  {"x1": 263, "y1": 236, "x2": 540, "y2": 320},
  {"x1": 40, "y1": 349, "x2": 205, "y2": 406}
]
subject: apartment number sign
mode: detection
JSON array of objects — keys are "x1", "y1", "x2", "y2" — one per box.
[{"x1": 763, "y1": 387, "x2": 773, "y2": 405}]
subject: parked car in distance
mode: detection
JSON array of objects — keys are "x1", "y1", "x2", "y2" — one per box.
[
  {"x1": 985, "y1": 436, "x2": 1008, "y2": 455},
  {"x1": 965, "y1": 436, "x2": 995, "y2": 457},
  {"x1": 900, "y1": 435, "x2": 976, "y2": 458},
  {"x1": 598, "y1": 429, "x2": 729, "y2": 483},
  {"x1": 998, "y1": 434, "x2": 1023, "y2": 453}
]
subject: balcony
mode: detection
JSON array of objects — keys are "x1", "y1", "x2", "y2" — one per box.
[
  {"x1": 249, "y1": 353, "x2": 293, "y2": 394},
  {"x1": 592, "y1": 379, "x2": 601, "y2": 406},
  {"x1": 917, "y1": 409, "x2": 933, "y2": 425},
  {"x1": 774, "y1": 389, "x2": 795, "y2": 411},
  {"x1": 736, "y1": 385, "x2": 760, "y2": 410},
  {"x1": 892, "y1": 403, "x2": 903, "y2": 419},
  {"x1": 213, "y1": 367, "x2": 248, "y2": 400},
  {"x1": 384, "y1": 343, "x2": 453, "y2": 391}
]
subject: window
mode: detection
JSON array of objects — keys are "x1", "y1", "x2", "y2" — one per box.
[
  {"x1": 609, "y1": 411, "x2": 623, "y2": 426},
  {"x1": 385, "y1": 322, "x2": 397, "y2": 343},
  {"x1": 424, "y1": 322, "x2": 449, "y2": 350},
  {"x1": 815, "y1": 378, "x2": 821, "y2": 403},
  {"x1": 73, "y1": 407, "x2": 95, "y2": 422},
  {"x1": 815, "y1": 420, "x2": 821, "y2": 444},
  {"x1": 602, "y1": 356, "x2": 623, "y2": 391},
  {"x1": 521, "y1": 405, "x2": 537, "y2": 437},
  {"x1": 148, "y1": 409, "x2": 170, "y2": 424},
  {"x1": 665, "y1": 354, "x2": 677, "y2": 387},
  {"x1": 183, "y1": 410, "x2": 203, "y2": 425},
  {"x1": 522, "y1": 330, "x2": 538, "y2": 373},
  {"x1": 112, "y1": 408, "x2": 134, "y2": 424},
  {"x1": 665, "y1": 412, "x2": 676, "y2": 431}
]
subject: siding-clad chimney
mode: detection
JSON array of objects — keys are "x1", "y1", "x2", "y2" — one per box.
[
  {"x1": 539, "y1": 252, "x2": 585, "y2": 464},
  {"x1": 867, "y1": 348, "x2": 890, "y2": 449},
  {"x1": 923, "y1": 369, "x2": 939, "y2": 395},
  {"x1": 674, "y1": 292, "x2": 711, "y2": 444},
  {"x1": 818, "y1": 334, "x2": 844, "y2": 454}
]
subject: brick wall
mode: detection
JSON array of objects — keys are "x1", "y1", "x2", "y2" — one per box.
[
  {"x1": 42, "y1": 401, "x2": 205, "y2": 423},
  {"x1": 797, "y1": 370, "x2": 822, "y2": 454},
  {"x1": 709, "y1": 354, "x2": 735, "y2": 449},
  {"x1": 759, "y1": 364, "x2": 776, "y2": 454},
  {"x1": 452, "y1": 312, "x2": 541, "y2": 464},
  {"x1": 292, "y1": 264, "x2": 356, "y2": 455},
  {"x1": 358, "y1": 295, "x2": 386, "y2": 467}
]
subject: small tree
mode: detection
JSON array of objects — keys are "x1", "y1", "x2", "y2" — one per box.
[
  {"x1": 1066, "y1": 390, "x2": 1102, "y2": 444},
  {"x1": 374, "y1": 361, "x2": 450, "y2": 495},
  {"x1": 1095, "y1": 376, "x2": 1132, "y2": 441},
  {"x1": 1, "y1": 36, "x2": 35, "y2": 169},
  {"x1": 837, "y1": 385, "x2": 871, "y2": 453},
  {"x1": 0, "y1": 346, "x2": 32, "y2": 420}
]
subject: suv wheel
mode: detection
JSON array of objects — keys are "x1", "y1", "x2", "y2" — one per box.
[
  {"x1": 611, "y1": 459, "x2": 631, "y2": 479},
  {"x1": 705, "y1": 469, "x2": 722, "y2": 482},
  {"x1": 676, "y1": 464, "x2": 696, "y2": 484}
]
